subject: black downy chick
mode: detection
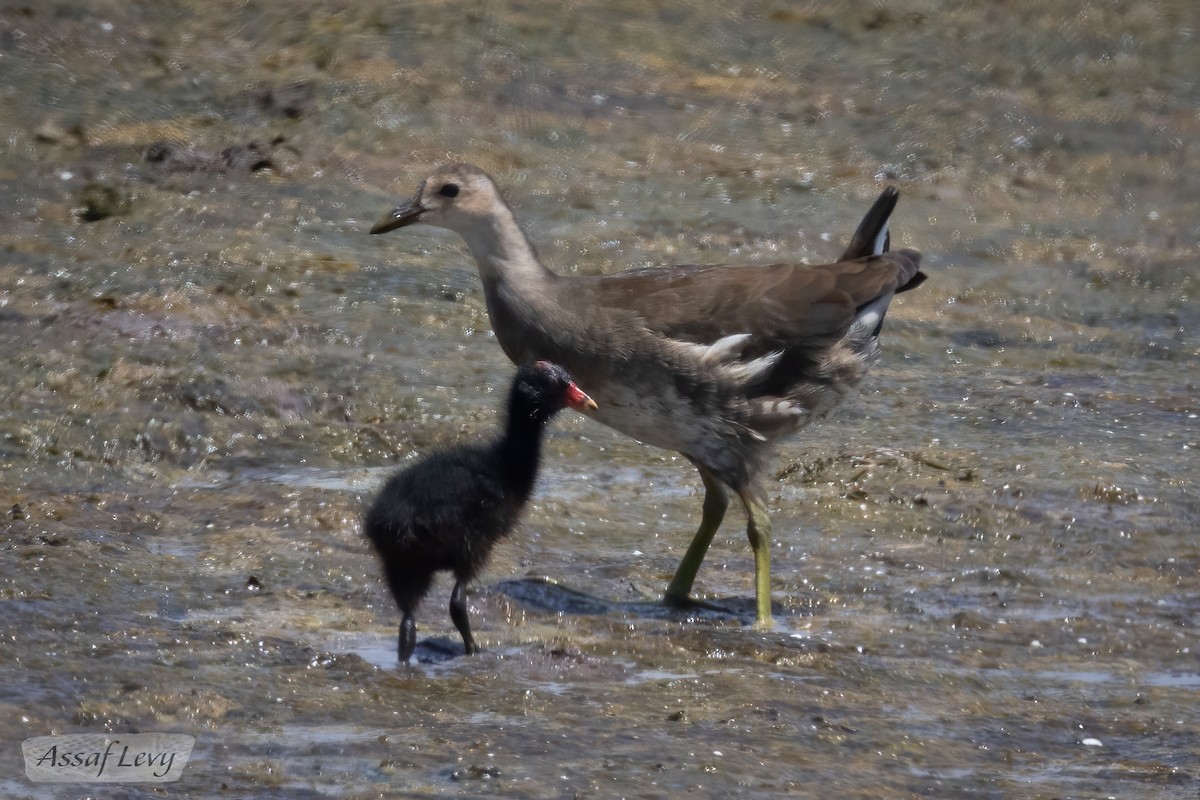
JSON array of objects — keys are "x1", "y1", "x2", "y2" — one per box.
[{"x1": 363, "y1": 361, "x2": 597, "y2": 664}]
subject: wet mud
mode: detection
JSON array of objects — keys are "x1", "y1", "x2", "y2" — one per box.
[{"x1": 1, "y1": 1, "x2": 1197, "y2": 797}]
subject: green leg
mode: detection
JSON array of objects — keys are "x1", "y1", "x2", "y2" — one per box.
[
  {"x1": 664, "y1": 466, "x2": 728, "y2": 606},
  {"x1": 738, "y1": 488, "x2": 775, "y2": 629}
]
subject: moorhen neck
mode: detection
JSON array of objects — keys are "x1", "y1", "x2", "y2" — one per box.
[
  {"x1": 371, "y1": 163, "x2": 925, "y2": 628},
  {"x1": 363, "y1": 361, "x2": 596, "y2": 664}
]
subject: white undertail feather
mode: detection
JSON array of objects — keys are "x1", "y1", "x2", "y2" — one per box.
[
  {"x1": 849, "y1": 306, "x2": 883, "y2": 342},
  {"x1": 872, "y1": 220, "x2": 891, "y2": 256}
]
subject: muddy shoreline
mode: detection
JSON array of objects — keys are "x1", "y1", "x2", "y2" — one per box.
[{"x1": 3, "y1": 1, "x2": 1197, "y2": 797}]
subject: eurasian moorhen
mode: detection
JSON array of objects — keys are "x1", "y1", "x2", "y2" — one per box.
[{"x1": 371, "y1": 164, "x2": 924, "y2": 627}]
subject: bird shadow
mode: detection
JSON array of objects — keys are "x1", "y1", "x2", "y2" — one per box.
[
  {"x1": 404, "y1": 578, "x2": 794, "y2": 665},
  {"x1": 494, "y1": 576, "x2": 760, "y2": 625},
  {"x1": 407, "y1": 636, "x2": 472, "y2": 665}
]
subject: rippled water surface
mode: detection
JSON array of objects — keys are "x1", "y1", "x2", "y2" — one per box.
[{"x1": 2, "y1": 1, "x2": 1197, "y2": 797}]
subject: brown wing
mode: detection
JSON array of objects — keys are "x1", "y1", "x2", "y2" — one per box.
[{"x1": 573, "y1": 250, "x2": 922, "y2": 351}]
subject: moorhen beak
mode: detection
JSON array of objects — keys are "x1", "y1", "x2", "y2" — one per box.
[
  {"x1": 370, "y1": 200, "x2": 424, "y2": 234},
  {"x1": 538, "y1": 360, "x2": 598, "y2": 412},
  {"x1": 564, "y1": 382, "x2": 598, "y2": 412}
]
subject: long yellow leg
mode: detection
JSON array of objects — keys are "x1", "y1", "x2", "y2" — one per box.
[
  {"x1": 738, "y1": 488, "x2": 774, "y2": 629},
  {"x1": 664, "y1": 466, "x2": 728, "y2": 606}
]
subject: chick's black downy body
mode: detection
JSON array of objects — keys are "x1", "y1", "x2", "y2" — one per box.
[{"x1": 363, "y1": 362, "x2": 595, "y2": 664}]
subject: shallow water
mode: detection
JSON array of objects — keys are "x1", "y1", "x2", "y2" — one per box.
[{"x1": 2, "y1": 1, "x2": 1198, "y2": 797}]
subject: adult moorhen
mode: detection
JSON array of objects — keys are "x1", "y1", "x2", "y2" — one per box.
[
  {"x1": 363, "y1": 360, "x2": 597, "y2": 664},
  {"x1": 371, "y1": 164, "x2": 924, "y2": 628}
]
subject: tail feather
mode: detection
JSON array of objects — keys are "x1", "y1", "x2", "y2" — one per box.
[
  {"x1": 841, "y1": 187, "x2": 928, "y2": 293},
  {"x1": 840, "y1": 187, "x2": 899, "y2": 261},
  {"x1": 891, "y1": 248, "x2": 926, "y2": 294},
  {"x1": 842, "y1": 187, "x2": 926, "y2": 341}
]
